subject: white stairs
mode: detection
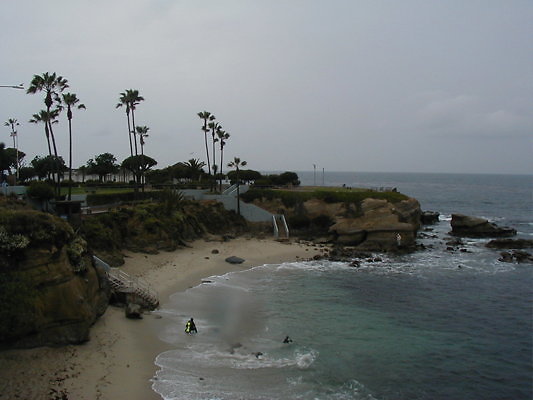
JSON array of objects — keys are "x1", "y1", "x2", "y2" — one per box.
[{"x1": 107, "y1": 268, "x2": 159, "y2": 310}]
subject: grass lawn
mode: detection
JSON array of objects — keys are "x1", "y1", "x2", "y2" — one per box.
[{"x1": 60, "y1": 186, "x2": 134, "y2": 196}]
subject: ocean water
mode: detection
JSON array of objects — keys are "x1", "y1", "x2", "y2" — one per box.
[{"x1": 152, "y1": 172, "x2": 532, "y2": 400}]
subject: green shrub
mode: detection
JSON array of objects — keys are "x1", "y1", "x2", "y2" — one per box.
[
  {"x1": 26, "y1": 181, "x2": 54, "y2": 201},
  {"x1": 241, "y1": 188, "x2": 408, "y2": 207},
  {"x1": 287, "y1": 214, "x2": 311, "y2": 229}
]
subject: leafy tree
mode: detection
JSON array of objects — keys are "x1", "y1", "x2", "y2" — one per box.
[
  {"x1": 121, "y1": 155, "x2": 157, "y2": 191},
  {"x1": 227, "y1": 157, "x2": 247, "y2": 216},
  {"x1": 145, "y1": 168, "x2": 172, "y2": 185},
  {"x1": 18, "y1": 166, "x2": 36, "y2": 183},
  {"x1": 62, "y1": 93, "x2": 85, "y2": 200},
  {"x1": 86, "y1": 153, "x2": 119, "y2": 182},
  {"x1": 77, "y1": 165, "x2": 88, "y2": 183},
  {"x1": 30, "y1": 155, "x2": 67, "y2": 181},
  {"x1": 278, "y1": 171, "x2": 300, "y2": 186},
  {"x1": 227, "y1": 169, "x2": 261, "y2": 184},
  {"x1": 3, "y1": 148, "x2": 25, "y2": 176},
  {"x1": 197, "y1": 111, "x2": 215, "y2": 176}
]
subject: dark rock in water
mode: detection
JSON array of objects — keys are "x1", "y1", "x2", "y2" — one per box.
[
  {"x1": 499, "y1": 250, "x2": 533, "y2": 264},
  {"x1": 486, "y1": 239, "x2": 533, "y2": 249},
  {"x1": 421, "y1": 211, "x2": 440, "y2": 225},
  {"x1": 125, "y1": 303, "x2": 143, "y2": 319},
  {"x1": 446, "y1": 238, "x2": 464, "y2": 246},
  {"x1": 450, "y1": 214, "x2": 517, "y2": 238},
  {"x1": 225, "y1": 256, "x2": 245, "y2": 264}
]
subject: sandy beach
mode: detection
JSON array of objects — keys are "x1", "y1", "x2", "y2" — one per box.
[{"x1": 0, "y1": 237, "x2": 321, "y2": 400}]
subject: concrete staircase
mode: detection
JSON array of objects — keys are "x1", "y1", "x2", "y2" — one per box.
[{"x1": 106, "y1": 268, "x2": 159, "y2": 310}]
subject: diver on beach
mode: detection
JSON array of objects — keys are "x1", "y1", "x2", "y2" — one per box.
[{"x1": 185, "y1": 318, "x2": 198, "y2": 334}]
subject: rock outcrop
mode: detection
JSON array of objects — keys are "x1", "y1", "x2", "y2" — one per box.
[
  {"x1": 450, "y1": 214, "x2": 517, "y2": 238},
  {"x1": 486, "y1": 239, "x2": 533, "y2": 249},
  {"x1": 0, "y1": 204, "x2": 110, "y2": 348},
  {"x1": 421, "y1": 211, "x2": 440, "y2": 225},
  {"x1": 327, "y1": 198, "x2": 421, "y2": 251}
]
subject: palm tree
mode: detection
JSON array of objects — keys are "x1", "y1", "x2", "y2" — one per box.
[
  {"x1": 208, "y1": 121, "x2": 220, "y2": 172},
  {"x1": 125, "y1": 89, "x2": 144, "y2": 156},
  {"x1": 180, "y1": 158, "x2": 206, "y2": 182},
  {"x1": 227, "y1": 157, "x2": 247, "y2": 216},
  {"x1": 197, "y1": 111, "x2": 215, "y2": 176},
  {"x1": 26, "y1": 72, "x2": 68, "y2": 159},
  {"x1": 136, "y1": 125, "x2": 150, "y2": 156},
  {"x1": 217, "y1": 129, "x2": 230, "y2": 191},
  {"x1": 29, "y1": 109, "x2": 60, "y2": 156},
  {"x1": 4, "y1": 118, "x2": 20, "y2": 185},
  {"x1": 4, "y1": 118, "x2": 19, "y2": 147},
  {"x1": 116, "y1": 91, "x2": 133, "y2": 156},
  {"x1": 62, "y1": 93, "x2": 86, "y2": 200}
]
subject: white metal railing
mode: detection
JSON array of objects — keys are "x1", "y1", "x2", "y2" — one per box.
[
  {"x1": 273, "y1": 214, "x2": 290, "y2": 239},
  {"x1": 106, "y1": 268, "x2": 159, "y2": 308},
  {"x1": 273, "y1": 215, "x2": 279, "y2": 238},
  {"x1": 280, "y1": 214, "x2": 290, "y2": 238},
  {"x1": 222, "y1": 184, "x2": 239, "y2": 195}
]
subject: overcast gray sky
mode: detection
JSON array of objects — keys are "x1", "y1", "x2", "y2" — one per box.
[{"x1": 1, "y1": 0, "x2": 532, "y2": 175}]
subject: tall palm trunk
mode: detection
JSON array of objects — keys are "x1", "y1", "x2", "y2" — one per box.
[
  {"x1": 67, "y1": 116, "x2": 73, "y2": 200},
  {"x1": 45, "y1": 124, "x2": 52, "y2": 156},
  {"x1": 131, "y1": 107, "x2": 138, "y2": 156},
  {"x1": 126, "y1": 109, "x2": 133, "y2": 156},
  {"x1": 219, "y1": 146, "x2": 225, "y2": 192},
  {"x1": 203, "y1": 123, "x2": 211, "y2": 177}
]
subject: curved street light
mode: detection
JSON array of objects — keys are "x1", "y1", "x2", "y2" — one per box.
[{"x1": 0, "y1": 84, "x2": 24, "y2": 89}]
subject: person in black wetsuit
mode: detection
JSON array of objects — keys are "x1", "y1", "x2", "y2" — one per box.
[{"x1": 185, "y1": 318, "x2": 198, "y2": 334}]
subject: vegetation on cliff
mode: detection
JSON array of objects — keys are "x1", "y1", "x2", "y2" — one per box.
[
  {"x1": 80, "y1": 190, "x2": 247, "y2": 266},
  {"x1": 0, "y1": 197, "x2": 109, "y2": 347},
  {"x1": 241, "y1": 187, "x2": 408, "y2": 208}
]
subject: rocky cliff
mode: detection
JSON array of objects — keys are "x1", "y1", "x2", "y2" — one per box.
[
  {"x1": 326, "y1": 197, "x2": 421, "y2": 251},
  {"x1": 246, "y1": 189, "x2": 421, "y2": 251},
  {"x1": 0, "y1": 198, "x2": 110, "y2": 348}
]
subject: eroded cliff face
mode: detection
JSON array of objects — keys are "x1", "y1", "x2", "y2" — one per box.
[
  {"x1": 0, "y1": 202, "x2": 109, "y2": 348},
  {"x1": 326, "y1": 198, "x2": 421, "y2": 251},
  {"x1": 253, "y1": 195, "x2": 422, "y2": 251}
]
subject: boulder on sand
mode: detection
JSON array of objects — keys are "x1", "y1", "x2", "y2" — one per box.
[{"x1": 225, "y1": 256, "x2": 245, "y2": 264}]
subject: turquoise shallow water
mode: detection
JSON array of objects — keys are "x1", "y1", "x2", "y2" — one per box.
[{"x1": 152, "y1": 173, "x2": 532, "y2": 400}]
